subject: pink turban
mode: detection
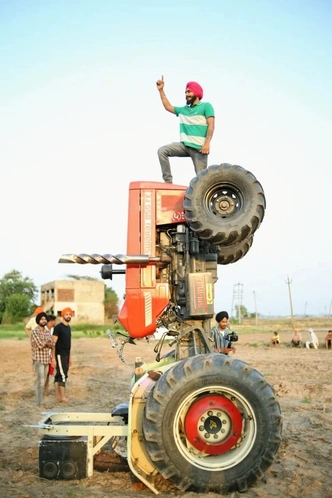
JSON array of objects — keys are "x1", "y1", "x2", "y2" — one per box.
[{"x1": 186, "y1": 81, "x2": 203, "y2": 100}]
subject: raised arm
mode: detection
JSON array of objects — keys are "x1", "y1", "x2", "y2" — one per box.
[{"x1": 156, "y1": 75, "x2": 175, "y2": 114}]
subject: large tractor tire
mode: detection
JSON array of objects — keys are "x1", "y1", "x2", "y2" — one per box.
[
  {"x1": 184, "y1": 164, "x2": 266, "y2": 245},
  {"x1": 143, "y1": 354, "x2": 282, "y2": 494},
  {"x1": 215, "y1": 235, "x2": 254, "y2": 265}
]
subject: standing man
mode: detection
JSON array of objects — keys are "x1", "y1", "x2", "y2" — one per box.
[
  {"x1": 210, "y1": 311, "x2": 237, "y2": 355},
  {"x1": 156, "y1": 76, "x2": 215, "y2": 183},
  {"x1": 53, "y1": 308, "x2": 73, "y2": 403},
  {"x1": 25, "y1": 306, "x2": 44, "y2": 338},
  {"x1": 44, "y1": 314, "x2": 57, "y2": 396},
  {"x1": 30, "y1": 312, "x2": 55, "y2": 407}
]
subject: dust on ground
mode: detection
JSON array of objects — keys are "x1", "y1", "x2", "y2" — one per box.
[{"x1": 1, "y1": 330, "x2": 332, "y2": 498}]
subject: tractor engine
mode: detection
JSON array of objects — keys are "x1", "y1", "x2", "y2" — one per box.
[
  {"x1": 106, "y1": 181, "x2": 217, "y2": 343},
  {"x1": 153, "y1": 223, "x2": 218, "y2": 329}
]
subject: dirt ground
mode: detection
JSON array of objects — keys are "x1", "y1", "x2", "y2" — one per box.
[{"x1": 1, "y1": 330, "x2": 332, "y2": 498}]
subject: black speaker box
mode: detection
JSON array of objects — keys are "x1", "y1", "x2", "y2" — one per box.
[{"x1": 39, "y1": 436, "x2": 88, "y2": 480}]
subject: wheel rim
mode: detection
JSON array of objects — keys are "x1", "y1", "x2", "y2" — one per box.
[
  {"x1": 173, "y1": 385, "x2": 257, "y2": 471},
  {"x1": 205, "y1": 184, "x2": 243, "y2": 219},
  {"x1": 184, "y1": 394, "x2": 243, "y2": 455}
]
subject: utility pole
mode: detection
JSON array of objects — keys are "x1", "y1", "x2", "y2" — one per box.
[
  {"x1": 232, "y1": 283, "x2": 244, "y2": 324},
  {"x1": 285, "y1": 275, "x2": 294, "y2": 327},
  {"x1": 328, "y1": 300, "x2": 332, "y2": 319},
  {"x1": 253, "y1": 290, "x2": 258, "y2": 326},
  {"x1": 304, "y1": 301, "x2": 307, "y2": 317}
]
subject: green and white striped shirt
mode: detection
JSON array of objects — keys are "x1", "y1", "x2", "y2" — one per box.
[{"x1": 174, "y1": 101, "x2": 214, "y2": 150}]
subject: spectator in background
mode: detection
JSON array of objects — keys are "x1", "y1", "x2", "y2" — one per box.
[
  {"x1": 270, "y1": 331, "x2": 280, "y2": 347},
  {"x1": 24, "y1": 306, "x2": 44, "y2": 338},
  {"x1": 291, "y1": 328, "x2": 302, "y2": 347},
  {"x1": 210, "y1": 311, "x2": 237, "y2": 355},
  {"x1": 53, "y1": 308, "x2": 73, "y2": 403},
  {"x1": 305, "y1": 328, "x2": 319, "y2": 349},
  {"x1": 325, "y1": 330, "x2": 332, "y2": 350},
  {"x1": 44, "y1": 315, "x2": 57, "y2": 396},
  {"x1": 30, "y1": 312, "x2": 55, "y2": 407}
]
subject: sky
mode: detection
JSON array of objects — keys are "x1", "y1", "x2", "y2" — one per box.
[{"x1": 1, "y1": 0, "x2": 332, "y2": 318}]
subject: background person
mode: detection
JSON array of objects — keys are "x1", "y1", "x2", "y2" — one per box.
[
  {"x1": 270, "y1": 332, "x2": 280, "y2": 347},
  {"x1": 24, "y1": 306, "x2": 44, "y2": 338},
  {"x1": 44, "y1": 314, "x2": 57, "y2": 396},
  {"x1": 30, "y1": 312, "x2": 54, "y2": 407},
  {"x1": 156, "y1": 76, "x2": 215, "y2": 183},
  {"x1": 210, "y1": 311, "x2": 237, "y2": 355},
  {"x1": 306, "y1": 328, "x2": 319, "y2": 349},
  {"x1": 291, "y1": 328, "x2": 302, "y2": 347},
  {"x1": 53, "y1": 307, "x2": 73, "y2": 403},
  {"x1": 325, "y1": 330, "x2": 332, "y2": 349}
]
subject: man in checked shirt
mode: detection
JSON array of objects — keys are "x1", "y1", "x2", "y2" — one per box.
[{"x1": 30, "y1": 312, "x2": 55, "y2": 407}]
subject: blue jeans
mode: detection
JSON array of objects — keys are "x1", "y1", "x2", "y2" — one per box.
[
  {"x1": 33, "y1": 361, "x2": 49, "y2": 406},
  {"x1": 157, "y1": 142, "x2": 208, "y2": 183}
]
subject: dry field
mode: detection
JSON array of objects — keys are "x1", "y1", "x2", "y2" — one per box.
[{"x1": 1, "y1": 327, "x2": 332, "y2": 497}]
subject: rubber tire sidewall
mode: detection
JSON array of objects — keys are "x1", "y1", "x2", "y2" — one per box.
[
  {"x1": 143, "y1": 353, "x2": 281, "y2": 494},
  {"x1": 184, "y1": 164, "x2": 266, "y2": 245},
  {"x1": 216, "y1": 235, "x2": 254, "y2": 265}
]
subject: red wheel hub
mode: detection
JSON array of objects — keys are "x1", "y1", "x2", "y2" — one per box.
[{"x1": 184, "y1": 395, "x2": 242, "y2": 455}]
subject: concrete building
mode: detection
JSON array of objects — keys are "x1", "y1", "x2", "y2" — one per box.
[{"x1": 41, "y1": 279, "x2": 105, "y2": 324}]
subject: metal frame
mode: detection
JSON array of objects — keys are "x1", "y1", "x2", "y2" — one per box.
[
  {"x1": 29, "y1": 371, "x2": 167, "y2": 495},
  {"x1": 30, "y1": 412, "x2": 127, "y2": 478}
]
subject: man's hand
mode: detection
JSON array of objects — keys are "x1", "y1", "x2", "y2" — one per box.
[
  {"x1": 156, "y1": 75, "x2": 164, "y2": 91},
  {"x1": 200, "y1": 144, "x2": 210, "y2": 155},
  {"x1": 216, "y1": 346, "x2": 236, "y2": 354},
  {"x1": 200, "y1": 116, "x2": 214, "y2": 154}
]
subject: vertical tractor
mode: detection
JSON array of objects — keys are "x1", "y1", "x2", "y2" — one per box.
[{"x1": 34, "y1": 164, "x2": 282, "y2": 494}]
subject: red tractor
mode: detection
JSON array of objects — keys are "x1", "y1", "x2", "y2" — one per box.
[{"x1": 36, "y1": 164, "x2": 282, "y2": 495}]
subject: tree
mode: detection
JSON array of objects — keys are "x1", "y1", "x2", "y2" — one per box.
[
  {"x1": 104, "y1": 286, "x2": 119, "y2": 320},
  {"x1": 0, "y1": 270, "x2": 38, "y2": 323},
  {"x1": 2, "y1": 293, "x2": 31, "y2": 324},
  {"x1": 234, "y1": 304, "x2": 250, "y2": 320}
]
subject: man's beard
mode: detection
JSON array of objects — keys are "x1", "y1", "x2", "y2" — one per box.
[
  {"x1": 64, "y1": 317, "x2": 71, "y2": 323},
  {"x1": 186, "y1": 95, "x2": 195, "y2": 106}
]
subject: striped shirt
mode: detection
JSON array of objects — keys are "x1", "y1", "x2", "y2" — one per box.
[
  {"x1": 210, "y1": 326, "x2": 230, "y2": 350},
  {"x1": 31, "y1": 326, "x2": 54, "y2": 363},
  {"x1": 174, "y1": 101, "x2": 214, "y2": 150}
]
